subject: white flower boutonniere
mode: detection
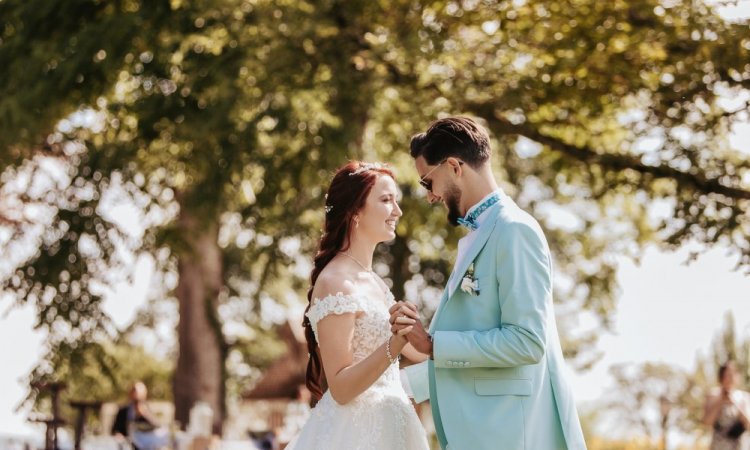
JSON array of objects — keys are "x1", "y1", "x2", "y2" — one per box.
[{"x1": 460, "y1": 263, "x2": 480, "y2": 296}]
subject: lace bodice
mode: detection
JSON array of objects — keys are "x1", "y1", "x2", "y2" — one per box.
[
  {"x1": 306, "y1": 290, "x2": 396, "y2": 363},
  {"x1": 288, "y1": 290, "x2": 429, "y2": 450}
]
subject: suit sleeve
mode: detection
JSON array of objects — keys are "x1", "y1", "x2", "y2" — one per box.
[
  {"x1": 402, "y1": 360, "x2": 430, "y2": 403},
  {"x1": 433, "y1": 221, "x2": 551, "y2": 368}
]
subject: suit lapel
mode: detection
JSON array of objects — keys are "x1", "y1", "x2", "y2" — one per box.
[
  {"x1": 429, "y1": 202, "x2": 504, "y2": 332},
  {"x1": 448, "y1": 211, "x2": 499, "y2": 297}
]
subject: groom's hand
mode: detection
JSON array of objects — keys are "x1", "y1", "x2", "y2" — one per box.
[
  {"x1": 389, "y1": 302, "x2": 416, "y2": 333},
  {"x1": 389, "y1": 302, "x2": 433, "y2": 356},
  {"x1": 389, "y1": 301, "x2": 416, "y2": 337}
]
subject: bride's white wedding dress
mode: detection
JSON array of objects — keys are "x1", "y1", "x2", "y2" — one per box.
[{"x1": 285, "y1": 291, "x2": 429, "y2": 450}]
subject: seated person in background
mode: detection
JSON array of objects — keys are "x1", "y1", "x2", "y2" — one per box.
[
  {"x1": 112, "y1": 381, "x2": 169, "y2": 450},
  {"x1": 249, "y1": 430, "x2": 278, "y2": 450}
]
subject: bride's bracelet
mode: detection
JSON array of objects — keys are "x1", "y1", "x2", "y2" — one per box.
[{"x1": 385, "y1": 336, "x2": 400, "y2": 365}]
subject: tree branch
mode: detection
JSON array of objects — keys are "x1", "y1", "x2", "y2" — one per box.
[
  {"x1": 469, "y1": 102, "x2": 750, "y2": 201},
  {"x1": 363, "y1": 23, "x2": 750, "y2": 203}
]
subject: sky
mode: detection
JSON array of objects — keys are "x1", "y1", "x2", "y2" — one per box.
[
  {"x1": 570, "y1": 244, "x2": 750, "y2": 403},
  {"x1": 2, "y1": 0, "x2": 750, "y2": 441}
]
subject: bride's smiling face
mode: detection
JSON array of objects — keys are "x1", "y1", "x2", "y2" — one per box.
[{"x1": 355, "y1": 175, "x2": 402, "y2": 243}]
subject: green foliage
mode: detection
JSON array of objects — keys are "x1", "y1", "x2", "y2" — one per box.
[
  {"x1": 603, "y1": 361, "x2": 692, "y2": 444},
  {"x1": 587, "y1": 436, "x2": 665, "y2": 450},
  {"x1": 1, "y1": 0, "x2": 749, "y2": 416},
  {"x1": 591, "y1": 315, "x2": 750, "y2": 446},
  {"x1": 708, "y1": 312, "x2": 750, "y2": 379},
  {"x1": 25, "y1": 340, "x2": 172, "y2": 431}
]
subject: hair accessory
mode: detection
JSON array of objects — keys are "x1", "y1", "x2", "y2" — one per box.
[
  {"x1": 349, "y1": 162, "x2": 389, "y2": 176},
  {"x1": 324, "y1": 194, "x2": 333, "y2": 213}
]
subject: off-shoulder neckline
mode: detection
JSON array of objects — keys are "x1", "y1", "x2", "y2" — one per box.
[
  {"x1": 312, "y1": 291, "x2": 362, "y2": 303},
  {"x1": 312, "y1": 289, "x2": 395, "y2": 304}
]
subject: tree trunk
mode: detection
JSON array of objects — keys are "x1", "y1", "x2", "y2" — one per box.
[{"x1": 173, "y1": 201, "x2": 226, "y2": 434}]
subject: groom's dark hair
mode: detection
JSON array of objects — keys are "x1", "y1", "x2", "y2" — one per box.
[{"x1": 410, "y1": 116, "x2": 491, "y2": 168}]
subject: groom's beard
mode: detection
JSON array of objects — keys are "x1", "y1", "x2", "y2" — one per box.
[{"x1": 445, "y1": 185, "x2": 462, "y2": 226}]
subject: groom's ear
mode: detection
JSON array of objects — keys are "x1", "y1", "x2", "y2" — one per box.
[{"x1": 446, "y1": 157, "x2": 464, "y2": 177}]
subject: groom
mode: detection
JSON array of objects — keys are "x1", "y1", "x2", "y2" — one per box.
[{"x1": 390, "y1": 116, "x2": 587, "y2": 450}]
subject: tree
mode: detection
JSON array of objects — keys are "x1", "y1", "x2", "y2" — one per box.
[
  {"x1": 597, "y1": 315, "x2": 750, "y2": 449},
  {"x1": 603, "y1": 362, "x2": 693, "y2": 449},
  {"x1": 2, "y1": 0, "x2": 748, "y2": 430},
  {"x1": 708, "y1": 312, "x2": 750, "y2": 379},
  {"x1": 26, "y1": 341, "x2": 173, "y2": 433},
  {"x1": 1, "y1": 0, "x2": 430, "y2": 429}
]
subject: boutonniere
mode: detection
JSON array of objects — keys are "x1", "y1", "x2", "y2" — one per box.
[{"x1": 460, "y1": 263, "x2": 480, "y2": 296}]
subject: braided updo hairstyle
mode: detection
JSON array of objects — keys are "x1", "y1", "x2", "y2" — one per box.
[{"x1": 302, "y1": 161, "x2": 394, "y2": 406}]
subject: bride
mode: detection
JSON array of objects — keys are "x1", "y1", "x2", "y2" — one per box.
[{"x1": 286, "y1": 161, "x2": 430, "y2": 450}]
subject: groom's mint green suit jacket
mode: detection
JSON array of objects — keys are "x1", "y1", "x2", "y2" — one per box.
[{"x1": 405, "y1": 193, "x2": 587, "y2": 450}]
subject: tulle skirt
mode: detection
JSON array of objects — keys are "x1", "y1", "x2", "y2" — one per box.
[{"x1": 285, "y1": 388, "x2": 429, "y2": 450}]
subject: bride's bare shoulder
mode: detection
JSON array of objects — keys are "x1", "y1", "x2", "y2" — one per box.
[{"x1": 312, "y1": 263, "x2": 357, "y2": 301}]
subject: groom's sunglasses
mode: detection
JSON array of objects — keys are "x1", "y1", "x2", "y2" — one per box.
[
  {"x1": 418, "y1": 160, "x2": 445, "y2": 193},
  {"x1": 418, "y1": 159, "x2": 463, "y2": 193}
]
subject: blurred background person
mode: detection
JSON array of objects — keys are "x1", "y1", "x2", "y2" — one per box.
[
  {"x1": 112, "y1": 381, "x2": 169, "y2": 450},
  {"x1": 704, "y1": 361, "x2": 750, "y2": 450}
]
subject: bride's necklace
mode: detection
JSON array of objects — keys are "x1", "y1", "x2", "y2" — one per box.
[
  {"x1": 341, "y1": 251, "x2": 373, "y2": 272},
  {"x1": 340, "y1": 251, "x2": 390, "y2": 297}
]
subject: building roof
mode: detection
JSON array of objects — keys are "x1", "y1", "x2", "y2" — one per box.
[{"x1": 243, "y1": 315, "x2": 309, "y2": 400}]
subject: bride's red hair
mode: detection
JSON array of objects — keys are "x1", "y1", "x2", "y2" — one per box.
[{"x1": 302, "y1": 161, "x2": 394, "y2": 406}]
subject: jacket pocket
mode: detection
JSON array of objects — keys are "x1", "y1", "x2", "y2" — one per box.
[{"x1": 474, "y1": 378, "x2": 532, "y2": 396}]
